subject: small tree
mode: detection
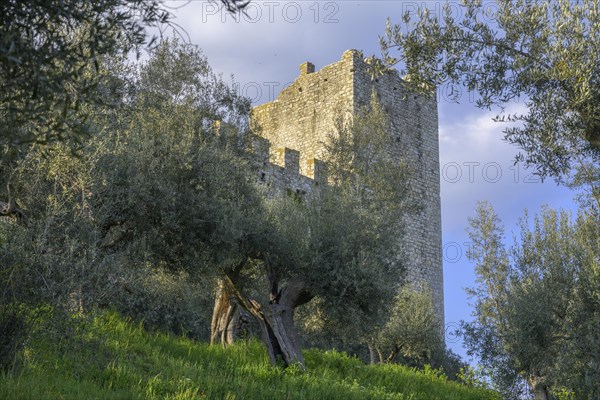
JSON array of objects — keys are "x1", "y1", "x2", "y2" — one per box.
[
  {"x1": 371, "y1": 285, "x2": 443, "y2": 366},
  {"x1": 90, "y1": 38, "x2": 258, "y2": 280},
  {"x1": 463, "y1": 201, "x2": 599, "y2": 399}
]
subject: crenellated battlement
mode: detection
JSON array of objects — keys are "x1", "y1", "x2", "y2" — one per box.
[{"x1": 248, "y1": 134, "x2": 327, "y2": 198}]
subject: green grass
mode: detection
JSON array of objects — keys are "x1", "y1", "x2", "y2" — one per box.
[{"x1": 1, "y1": 310, "x2": 498, "y2": 399}]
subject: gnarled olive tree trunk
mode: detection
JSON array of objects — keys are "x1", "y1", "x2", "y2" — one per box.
[
  {"x1": 210, "y1": 278, "x2": 243, "y2": 346},
  {"x1": 229, "y1": 274, "x2": 313, "y2": 368}
]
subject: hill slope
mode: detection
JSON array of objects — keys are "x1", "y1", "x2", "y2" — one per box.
[{"x1": 1, "y1": 310, "x2": 497, "y2": 399}]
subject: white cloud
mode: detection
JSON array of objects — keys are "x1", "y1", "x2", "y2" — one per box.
[
  {"x1": 171, "y1": 1, "x2": 401, "y2": 104},
  {"x1": 438, "y1": 101, "x2": 573, "y2": 233}
]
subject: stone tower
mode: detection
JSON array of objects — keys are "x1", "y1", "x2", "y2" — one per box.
[{"x1": 251, "y1": 50, "x2": 444, "y2": 324}]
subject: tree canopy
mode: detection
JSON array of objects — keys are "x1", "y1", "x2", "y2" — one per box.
[
  {"x1": 0, "y1": 0, "x2": 249, "y2": 149},
  {"x1": 0, "y1": 37, "x2": 254, "y2": 308}
]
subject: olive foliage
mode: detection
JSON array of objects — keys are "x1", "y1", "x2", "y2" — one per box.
[
  {"x1": 464, "y1": 201, "x2": 599, "y2": 399},
  {"x1": 0, "y1": 38, "x2": 255, "y2": 331},
  {"x1": 378, "y1": 0, "x2": 600, "y2": 195},
  {"x1": 0, "y1": 0, "x2": 251, "y2": 149}
]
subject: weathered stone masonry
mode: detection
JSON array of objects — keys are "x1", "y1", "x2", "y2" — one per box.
[{"x1": 251, "y1": 50, "x2": 444, "y2": 325}]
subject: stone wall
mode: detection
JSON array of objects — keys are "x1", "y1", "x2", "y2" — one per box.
[
  {"x1": 249, "y1": 134, "x2": 327, "y2": 199},
  {"x1": 251, "y1": 50, "x2": 444, "y2": 325}
]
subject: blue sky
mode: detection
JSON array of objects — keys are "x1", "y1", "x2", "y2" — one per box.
[{"x1": 168, "y1": 0, "x2": 578, "y2": 361}]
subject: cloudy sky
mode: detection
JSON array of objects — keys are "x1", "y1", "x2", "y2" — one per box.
[{"x1": 166, "y1": 0, "x2": 577, "y2": 361}]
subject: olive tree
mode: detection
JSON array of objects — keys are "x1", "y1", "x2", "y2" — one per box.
[
  {"x1": 0, "y1": 37, "x2": 255, "y2": 324},
  {"x1": 0, "y1": 0, "x2": 250, "y2": 222},
  {"x1": 0, "y1": 0, "x2": 250, "y2": 148},
  {"x1": 464, "y1": 201, "x2": 599, "y2": 400},
  {"x1": 370, "y1": 286, "x2": 443, "y2": 365},
  {"x1": 217, "y1": 96, "x2": 414, "y2": 369}
]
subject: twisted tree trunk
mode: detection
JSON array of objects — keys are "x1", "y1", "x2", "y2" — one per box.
[
  {"x1": 210, "y1": 278, "x2": 239, "y2": 346},
  {"x1": 229, "y1": 274, "x2": 313, "y2": 368}
]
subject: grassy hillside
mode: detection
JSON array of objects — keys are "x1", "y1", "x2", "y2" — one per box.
[{"x1": 1, "y1": 310, "x2": 498, "y2": 399}]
